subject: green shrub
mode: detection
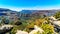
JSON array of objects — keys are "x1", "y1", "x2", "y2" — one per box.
[{"x1": 41, "y1": 24, "x2": 54, "y2": 34}]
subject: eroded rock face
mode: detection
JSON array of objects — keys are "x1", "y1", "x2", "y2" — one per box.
[{"x1": 0, "y1": 25, "x2": 13, "y2": 34}]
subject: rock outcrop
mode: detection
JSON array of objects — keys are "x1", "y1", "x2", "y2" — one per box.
[
  {"x1": 49, "y1": 16, "x2": 60, "y2": 32},
  {"x1": 29, "y1": 25, "x2": 44, "y2": 34},
  {"x1": 0, "y1": 25, "x2": 13, "y2": 34}
]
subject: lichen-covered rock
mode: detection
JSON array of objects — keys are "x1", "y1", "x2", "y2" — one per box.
[{"x1": 0, "y1": 25, "x2": 13, "y2": 34}]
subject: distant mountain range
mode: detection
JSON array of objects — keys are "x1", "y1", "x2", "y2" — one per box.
[
  {"x1": 0, "y1": 8, "x2": 18, "y2": 16},
  {"x1": 20, "y1": 10, "x2": 58, "y2": 16},
  {"x1": 0, "y1": 8, "x2": 60, "y2": 17}
]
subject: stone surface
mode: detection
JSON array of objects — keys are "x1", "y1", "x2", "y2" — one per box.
[
  {"x1": 16, "y1": 30, "x2": 28, "y2": 34},
  {"x1": 0, "y1": 25, "x2": 13, "y2": 34},
  {"x1": 29, "y1": 25, "x2": 44, "y2": 34}
]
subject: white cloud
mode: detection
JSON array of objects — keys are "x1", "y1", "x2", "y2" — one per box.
[{"x1": 0, "y1": 5, "x2": 60, "y2": 11}]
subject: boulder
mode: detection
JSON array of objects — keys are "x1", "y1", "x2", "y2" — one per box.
[
  {"x1": 29, "y1": 25, "x2": 44, "y2": 34},
  {"x1": 0, "y1": 25, "x2": 13, "y2": 34}
]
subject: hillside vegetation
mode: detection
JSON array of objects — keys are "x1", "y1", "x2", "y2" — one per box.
[{"x1": 0, "y1": 11, "x2": 60, "y2": 34}]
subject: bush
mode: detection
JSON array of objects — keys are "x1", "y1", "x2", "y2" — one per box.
[
  {"x1": 54, "y1": 11, "x2": 60, "y2": 19},
  {"x1": 41, "y1": 24, "x2": 54, "y2": 34},
  {"x1": 11, "y1": 27, "x2": 17, "y2": 34}
]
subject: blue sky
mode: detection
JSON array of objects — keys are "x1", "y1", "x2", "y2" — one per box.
[{"x1": 0, "y1": 0, "x2": 60, "y2": 11}]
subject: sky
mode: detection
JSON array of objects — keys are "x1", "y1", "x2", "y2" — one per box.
[{"x1": 0, "y1": 0, "x2": 60, "y2": 11}]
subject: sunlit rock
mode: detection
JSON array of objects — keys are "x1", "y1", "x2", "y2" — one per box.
[
  {"x1": 49, "y1": 16, "x2": 57, "y2": 21},
  {"x1": 49, "y1": 16, "x2": 60, "y2": 26},
  {"x1": 29, "y1": 25, "x2": 44, "y2": 34},
  {"x1": 0, "y1": 25, "x2": 13, "y2": 34},
  {"x1": 16, "y1": 30, "x2": 28, "y2": 34}
]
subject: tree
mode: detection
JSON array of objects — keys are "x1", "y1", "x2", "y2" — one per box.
[
  {"x1": 1, "y1": 16, "x2": 6, "y2": 24},
  {"x1": 14, "y1": 20, "x2": 22, "y2": 25},
  {"x1": 54, "y1": 11, "x2": 60, "y2": 19},
  {"x1": 1, "y1": 16, "x2": 10, "y2": 24}
]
